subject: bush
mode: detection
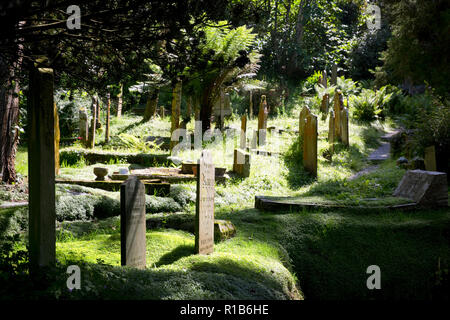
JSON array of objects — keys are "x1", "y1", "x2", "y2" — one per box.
[{"x1": 350, "y1": 86, "x2": 393, "y2": 122}]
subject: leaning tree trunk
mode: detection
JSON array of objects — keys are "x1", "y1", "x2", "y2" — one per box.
[
  {"x1": 0, "y1": 56, "x2": 21, "y2": 183},
  {"x1": 143, "y1": 88, "x2": 160, "y2": 122}
]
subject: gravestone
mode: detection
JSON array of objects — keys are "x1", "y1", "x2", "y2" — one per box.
[
  {"x1": 299, "y1": 106, "x2": 311, "y2": 139},
  {"x1": 240, "y1": 114, "x2": 247, "y2": 149},
  {"x1": 28, "y1": 65, "x2": 56, "y2": 267},
  {"x1": 321, "y1": 70, "x2": 327, "y2": 87},
  {"x1": 54, "y1": 102, "x2": 60, "y2": 175},
  {"x1": 303, "y1": 114, "x2": 318, "y2": 177},
  {"x1": 105, "y1": 93, "x2": 110, "y2": 143},
  {"x1": 233, "y1": 149, "x2": 251, "y2": 178},
  {"x1": 159, "y1": 106, "x2": 165, "y2": 118},
  {"x1": 333, "y1": 90, "x2": 342, "y2": 139},
  {"x1": 195, "y1": 151, "x2": 215, "y2": 254},
  {"x1": 328, "y1": 109, "x2": 335, "y2": 155},
  {"x1": 424, "y1": 146, "x2": 437, "y2": 171},
  {"x1": 79, "y1": 108, "x2": 88, "y2": 146},
  {"x1": 120, "y1": 176, "x2": 147, "y2": 269},
  {"x1": 340, "y1": 107, "x2": 349, "y2": 147},
  {"x1": 257, "y1": 95, "x2": 268, "y2": 146},
  {"x1": 251, "y1": 130, "x2": 257, "y2": 149},
  {"x1": 321, "y1": 94, "x2": 329, "y2": 115},
  {"x1": 393, "y1": 170, "x2": 448, "y2": 206}
]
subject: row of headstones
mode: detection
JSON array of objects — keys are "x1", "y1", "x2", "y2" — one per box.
[
  {"x1": 79, "y1": 101, "x2": 167, "y2": 148},
  {"x1": 299, "y1": 90, "x2": 349, "y2": 178},
  {"x1": 121, "y1": 151, "x2": 216, "y2": 269},
  {"x1": 29, "y1": 65, "x2": 218, "y2": 268}
]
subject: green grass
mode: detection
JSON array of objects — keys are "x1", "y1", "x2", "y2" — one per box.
[{"x1": 4, "y1": 112, "x2": 449, "y2": 300}]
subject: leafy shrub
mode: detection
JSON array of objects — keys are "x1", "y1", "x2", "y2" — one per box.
[
  {"x1": 170, "y1": 184, "x2": 196, "y2": 207},
  {"x1": 350, "y1": 86, "x2": 393, "y2": 122},
  {"x1": 301, "y1": 71, "x2": 323, "y2": 95},
  {"x1": 108, "y1": 133, "x2": 161, "y2": 153}
]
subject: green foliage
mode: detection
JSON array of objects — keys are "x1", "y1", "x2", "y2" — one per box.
[
  {"x1": 377, "y1": 0, "x2": 450, "y2": 97},
  {"x1": 350, "y1": 86, "x2": 393, "y2": 122},
  {"x1": 108, "y1": 133, "x2": 161, "y2": 153}
]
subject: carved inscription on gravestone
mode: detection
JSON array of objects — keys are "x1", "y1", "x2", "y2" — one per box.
[
  {"x1": 121, "y1": 176, "x2": 146, "y2": 269},
  {"x1": 195, "y1": 151, "x2": 215, "y2": 254}
]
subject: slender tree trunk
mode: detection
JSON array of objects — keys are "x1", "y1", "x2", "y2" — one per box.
[
  {"x1": 105, "y1": 93, "x2": 110, "y2": 143},
  {"x1": 143, "y1": 88, "x2": 159, "y2": 122},
  {"x1": 88, "y1": 96, "x2": 97, "y2": 149},
  {"x1": 116, "y1": 83, "x2": 123, "y2": 118},
  {"x1": 170, "y1": 81, "x2": 182, "y2": 152},
  {"x1": 0, "y1": 54, "x2": 21, "y2": 183}
]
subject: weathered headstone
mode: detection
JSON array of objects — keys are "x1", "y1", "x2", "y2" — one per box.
[
  {"x1": 424, "y1": 146, "x2": 437, "y2": 171},
  {"x1": 299, "y1": 106, "x2": 311, "y2": 139},
  {"x1": 393, "y1": 170, "x2": 448, "y2": 206},
  {"x1": 333, "y1": 90, "x2": 342, "y2": 139},
  {"x1": 159, "y1": 106, "x2": 165, "y2": 118},
  {"x1": 257, "y1": 95, "x2": 268, "y2": 146},
  {"x1": 328, "y1": 109, "x2": 335, "y2": 155},
  {"x1": 79, "y1": 108, "x2": 88, "y2": 146},
  {"x1": 195, "y1": 151, "x2": 215, "y2": 254},
  {"x1": 120, "y1": 176, "x2": 147, "y2": 269},
  {"x1": 251, "y1": 129, "x2": 257, "y2": 150},
  {"x1": 340, "y1": 107, "x2": 349, "y2": 147},
  {"x1": 54, "y1": 102, "x2": 60, "y2": 175},
  {"x1": 240, "y1": 114, "x2": 247, "y2": 149},
  {"x1": 303, "y1": 114, "x2": 318, "y2": 177},
  {"x1": 28, "y1": 65, "x2": 56, "y2": 267},
  {"x1": 233, "y1": 149, "x2": 251, "y2": 178}
]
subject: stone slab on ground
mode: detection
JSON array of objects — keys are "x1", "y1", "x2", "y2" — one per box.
[
  {"x1": 368, "y1": 142, "x2": 391, "y2": 162},
  {"x1": 255, "y1": 195, "x2": 417, "y2": 212},
  {"x1": 0, "y1": 201, "x2": 28, "y2": 210},
  {"x1": 393, "y1": 170, "x2": 448, "y2": 207}
]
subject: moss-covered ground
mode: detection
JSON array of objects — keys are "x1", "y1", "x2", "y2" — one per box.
[{"x1": 1, "y1": 111, "x2": 449, "y2": 300}]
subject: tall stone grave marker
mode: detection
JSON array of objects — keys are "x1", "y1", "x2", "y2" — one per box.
[
  {"x1": 79, "y1": 108, "x2": 88, "y2": 146},
  {"x1": 333, "y1": 90, "x2": 342, "y2": 139},
  {"x1": 328, "y1": 109, "x2": 335, "y2": 155},
  {"x1": 28, "y1": 65, "x2": 55, "y2": 267},
  {"x1": 299, "y1": 106, "x2": 311, "y2": 139},
  {"x1": 233, "y1": 149, "x2": 251, "y2": 178},
  {"x1": 195, "y1": 151, "x2": 215, "y2": 254},
  {"x1": 240, "y1": 114, "x2": 247, "y2": 149},
  {"x1": 88, "y1": 97, "x2": 97, "y2": 149},
  {"x1": 251, "y1": 130, "x2": 257, "y2": 150},
  {"x1": 257, "y1": 95, "x2": 268, "y2": 146},
  {"x1": 120, "y1": 176, "x2": 147, "y2": 269},
  {"x1": 340, "y1": 107, "x2": 349, "y2": 147},
  {"x1": 303, "y1": 114, "x2": 318, "y2": 177}
]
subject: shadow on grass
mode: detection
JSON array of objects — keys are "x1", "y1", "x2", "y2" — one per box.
[
  {"x1": 282, "y1": 138, "x2": 315, "y2": 190},
  {"x1": 117, "y1": 119, "x2": 145, "y2": 135},
  {"x1": 154, "y1": 244, "x2": 195, "y2": 267}
]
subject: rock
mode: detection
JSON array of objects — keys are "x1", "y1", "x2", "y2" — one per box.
[
  {"x1": 393, "y1": 170, "x2": 448, "y2": 207},
  {"x1": 396, "y1": 156, "x2": 408, "y2": 164},
  {"x1": 214, "y1": 220, "x2": 236, "y2": 241},
  {"x1": 409, "y1": 157, "x2": 425, "y2": 170},
  {"x1": 94, "y1": 167, "x2": 109, "y2": 181}
]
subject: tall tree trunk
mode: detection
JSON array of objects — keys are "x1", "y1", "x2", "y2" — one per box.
[
  {"x1": 0, "y1": 54, "x2": 21, "y2": 183},
  {"x1": 170, "y1": 81, "x2": 182, "y2": 152},
  {"x1": 143, "y1": 88, "x2": 159, "y2": 122},
  {"x1": 105, "y1": 93, "x2": 110, "y2": 143},
  {"x1": 116, "y1": 83, "x2": 123, "y2": 118}
]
